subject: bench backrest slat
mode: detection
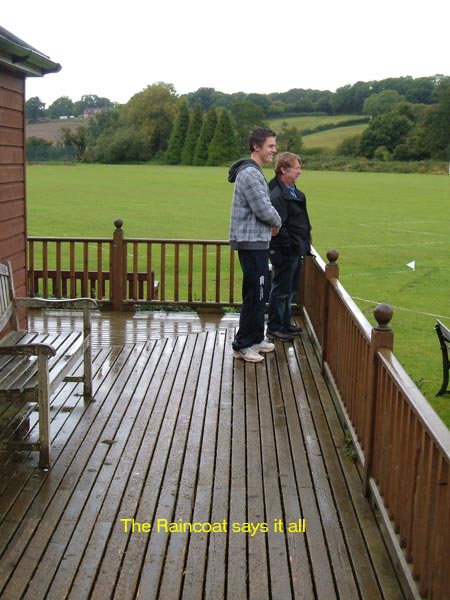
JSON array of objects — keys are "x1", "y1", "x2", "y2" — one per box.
[
  {"x1": 0, "y1": 261, "x2": 19, "y2": 334},
  {"x1": 436, "y1": 320, "x2": 450, "y2": 345}
]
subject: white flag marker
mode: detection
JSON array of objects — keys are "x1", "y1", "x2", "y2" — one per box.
[{"x1": 406, "y1": 260, "x2": 416, "y2": 271}]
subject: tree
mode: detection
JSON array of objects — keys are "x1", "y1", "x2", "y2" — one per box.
[
  {"x1": 25, "y1": 97, "x2": 46, "y2": 122},
  {"x1": 275, "y1": 122, "x2": 303, "y2": 155},
  {"x1": 359, "y1": 111, "x2": 414, "y2": 158},
  {"x1": 315, "y1": 95, "x2": 333, "y2": 115},
  {"x1": 230, "y1": 100, "x2": 266, "y2": 154},
  {"x1": 207, "y1": 110, "x2": 239, "y2": 165},
  {"x1": 26, "y1": 136, "x2": 52, "y2": 159},
  {"x1": 185, "y1": 87, "x2": 216, "y2": 111},
  {"x1": 26, "y1": 136, "x2": 52, "y2": 149},
  {"x1": 245, "y1": 93, "x2": 271, "y2": 115},
  {"x1": 121, "y1": 82, "x2": 178, "y2": 158},
  {"x1": 267, "y1": 101, "x2": 287, "y2": 116},
  {"x1": 89, "y1": 126, "x2": 150, "y2": 163},
  {"x1": 363, "y1": 90, "x2": 404, "y2": 117},
  {"x1": 332, "y1": 81, "x2": 372, "y2": 114},
  {"x1": 166, "y1": 100, "x2": 190, "y2": 164},
  {"x1": 295, "y1": 98, "x2": 314, "y2": 113},
  {"x1": 373, "y1": 146, "x2": 392, "y2": 161},
  {"x1": 416, "y1": 82, "x2": 450, "y2": 158},
  {"x1": 59, "y1": 126, "x2": 87, "y2": 161},
  {"x1": 86, "y1": 107, "x2": 121, "y2": 142},
  {"x1": 48, "y1": 96, "x2": 74, "y2": 119},
  {"x1": 181, "y1": 104, "x2": 203, "y2": 165},
  {"x1": 336, "y1": 135, "x2": 362, "y2": 157},
  {"x1": 73, "y1": 94, "x2": 114, "y2": 116},
  {"x1": 193, "y1": 106, "x2": 218, "y2": 166}
]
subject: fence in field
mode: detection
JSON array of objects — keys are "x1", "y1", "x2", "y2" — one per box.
[{"x1": 27, "y1": 219, "x2": 449, "y2": 599}]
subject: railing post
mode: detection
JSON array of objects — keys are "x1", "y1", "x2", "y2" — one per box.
[
  {"x1": 321, "y1": 249, "x2": 339, "y2": 372},
  {"x1": 111, "y1": 219, "x2": 125, "y2": 311},
  {"x1": 363, "y1": 303, "x2": 394, "y2": 496}
]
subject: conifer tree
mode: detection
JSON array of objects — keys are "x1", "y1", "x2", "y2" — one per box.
[
  {"x1": 166, "y1": 100, "x2": 190, "y2": 164},
  {"x1": 207, "y1": 110, "x2": 240, "y2": 166},
  {"x1": 193, "y1": 106, "x2": 218, "y2": 166},
  {"x1": 181, "y1": 104, "x2": 203, "y2": 165}
]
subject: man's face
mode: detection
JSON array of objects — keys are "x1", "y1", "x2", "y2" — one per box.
[
  {"x1": 281, "y1": 160, "x2": 302, "y2": 186},
  {"x1": 255, "y1": 136, "x2": 277, "y2": 165}
]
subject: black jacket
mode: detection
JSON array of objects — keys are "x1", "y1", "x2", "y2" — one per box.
[{"x1": 268, "y1": 177, "x2": 312, "y2": 257}]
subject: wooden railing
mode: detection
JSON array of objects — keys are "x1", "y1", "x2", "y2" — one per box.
[
  {"x1": 302, "y1": 250, "x2": 450, "y2": 600},
  {"x1": 28, "y1": 219, "x2": 242, "y2": 310},
  {"x1": 27, "y1": 223, "x2": 450, "y2": 598}
]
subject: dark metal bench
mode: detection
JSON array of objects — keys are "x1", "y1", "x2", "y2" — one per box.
[
  {"x1": 0, "y1": 261, "x2": 97, "y2": 468},
  {"x1": 435, "y1": 319, "x2": 450, "y2": 396}
]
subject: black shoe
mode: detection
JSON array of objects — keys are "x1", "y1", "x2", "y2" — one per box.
[
  {"x1": 287, "y1": 324, "x2": 303, "y2": 334},
  {"x1": 266, "y1": 329, "x2": 294, "y2": 342}
]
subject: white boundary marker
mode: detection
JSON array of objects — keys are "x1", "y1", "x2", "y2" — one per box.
[{"x1": 353, "y1": 296, "x2": 450, "y2": 320}]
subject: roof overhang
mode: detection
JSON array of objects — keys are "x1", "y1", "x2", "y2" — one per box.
[{"x1": 0, "y1": 26, "x2": 61, "y2": 77}]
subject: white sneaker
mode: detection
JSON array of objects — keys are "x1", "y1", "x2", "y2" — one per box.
[
  {"x1": 233, "y1": 346, "x2": 264, "y2": 362},
  {"x1": 253, "y1": 340, "x2": 275, "y2": 353}
]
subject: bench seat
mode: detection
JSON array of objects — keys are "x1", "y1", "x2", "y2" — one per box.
[
  {"x1": 0, "y1": 330, "x2": 86, "y2": 399},
  {"x1": 0, "y1": 261, "x2": 97, "y2": 468}
]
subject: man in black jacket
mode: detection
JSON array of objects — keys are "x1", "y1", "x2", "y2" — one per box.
[{"x1": 267, "y1": 152, "x2": 312, "y2": 341}]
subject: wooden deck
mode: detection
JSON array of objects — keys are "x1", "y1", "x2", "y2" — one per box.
[{"x1": 0, "y1": 310, "x2": 405, "y2": 600}]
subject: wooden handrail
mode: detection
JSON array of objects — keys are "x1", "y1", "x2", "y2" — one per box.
[{"x1": 302, "y1": 250, "x2": 450, "y2": 600}]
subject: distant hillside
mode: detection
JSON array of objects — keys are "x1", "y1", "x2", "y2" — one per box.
[
  {"x1": 302, "y1": 123, "x2": 368, "y2": 149},
  {"x1": 26, "y1": 119, "x2": 86, "y2": 143},
  {"x1": 27, "y1": 115, "x2": 368, "y2": 152},
  {"x1": 268, "y1": 115, "x2": 369, "y2": 150},
  {"x1": 269, "y1": 114, "x2": 366, "y2": 131}
]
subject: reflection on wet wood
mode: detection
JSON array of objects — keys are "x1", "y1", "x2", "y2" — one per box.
[{"x1": 28, "y1": 309, "x2": 241, "y2": 347}]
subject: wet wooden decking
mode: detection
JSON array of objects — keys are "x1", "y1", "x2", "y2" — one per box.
[{"x1": 0, "y1": 310, "x2": 404, "y2": 599}]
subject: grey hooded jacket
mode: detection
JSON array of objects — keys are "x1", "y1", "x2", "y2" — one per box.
[{"x1": 228, "y1": 159, "x2": 282, "y2": 250}]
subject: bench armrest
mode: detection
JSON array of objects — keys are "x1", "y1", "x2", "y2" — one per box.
[
  {"x1": 0, "y1": 343, "x2": 56, "y2": 358},
  {"x1": 14, "y1": 298, "x2": 98, "y2": 310}
]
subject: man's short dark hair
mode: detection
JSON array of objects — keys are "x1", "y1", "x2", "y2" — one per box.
[{"x1": 248, "y1": 127, "x2": 276, "y2": 153}]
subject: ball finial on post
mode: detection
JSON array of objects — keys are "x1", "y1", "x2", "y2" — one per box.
[
  {"x1": 325, "y1": 249, "x2": 339, "y2": 280},
  {"x1": 326, "y1": 249, "x2": 339, "y2": 265},
  {"x1": 374, "y1": 303, "x2": 393, "y2": 330}
]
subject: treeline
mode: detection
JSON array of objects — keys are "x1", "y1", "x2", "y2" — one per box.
[
  {"x1": 26, "y1": 94, "x2": 114, "y2": 121},
  {"x1": 25, "y1": 75, "x2": 450, "y2": 166},
  {"x1": 26, "y1": 75, "x2": 447, "y2": 121}
]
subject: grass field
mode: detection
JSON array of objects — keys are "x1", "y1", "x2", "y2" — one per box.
[
  {"x1": 26, "y1": 164, "x2": 450, "y2": 425},
  {"x1": 268, "y1": 114, "x2": 367, "y2": 131},
  {"x1": 301, "y1": 124, "x2": 368, "y2": 149},
  {"x1": 268, "y1": 115, "x2": 368, "y2": 150}
]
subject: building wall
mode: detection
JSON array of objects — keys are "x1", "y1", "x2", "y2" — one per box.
[{"x1": 0, "y1": 68, "x2": 27, "y2": 326}]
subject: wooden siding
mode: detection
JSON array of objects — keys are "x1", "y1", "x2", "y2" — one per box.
[{"x1": 0, "y1": 69, "x2": 27, "y2": 330}]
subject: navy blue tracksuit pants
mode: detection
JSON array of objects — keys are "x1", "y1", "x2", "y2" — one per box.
[{"x1": 232, "y1": 249, "x2": 269, "y2": 351}]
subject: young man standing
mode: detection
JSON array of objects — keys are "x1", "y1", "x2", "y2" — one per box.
[
  {"x1": 228, "y1": 128, "x2": 282, "y2": 362},
  {"x1": 267, "y1": 152, "x2": 312, "y2": 341}
]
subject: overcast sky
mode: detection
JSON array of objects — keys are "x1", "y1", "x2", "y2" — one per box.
[{"x1": 2, "y1": 0, "x2": 449, "y2": 106}]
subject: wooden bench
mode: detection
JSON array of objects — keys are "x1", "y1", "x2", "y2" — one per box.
[
  {"x1": 0, "y1": 261, "x2": 97, "y2": 468},
  {"x1": 435, "y1": 319, "x2": 450, "y2": 396}
]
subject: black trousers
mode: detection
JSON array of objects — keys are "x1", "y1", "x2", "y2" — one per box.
[
  {"x1": 268, "y1": 251, "x2": 302, "y2": 332},
  {"x1": 233, "y1": 249, "x2": 270, "y2": 350}
]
